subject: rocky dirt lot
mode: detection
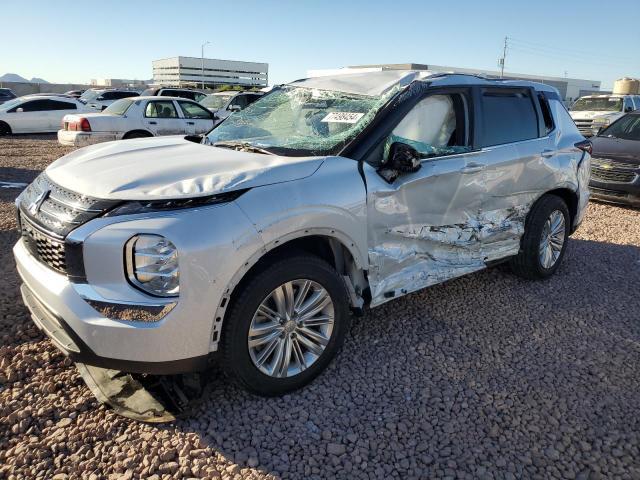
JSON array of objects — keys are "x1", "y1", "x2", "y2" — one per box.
[{"x1": 1, "y1": 136, "x2": 640, "y2": 480}]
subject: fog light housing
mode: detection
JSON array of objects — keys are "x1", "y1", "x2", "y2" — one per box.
[{"x1": 125, "y1": 234, "x2": 179, "y2": 297}]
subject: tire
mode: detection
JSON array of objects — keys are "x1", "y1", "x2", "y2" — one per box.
[
  {"x1": 510, "y1": 194, "x2": 570, "y2": 280},
  {"x1": 123, "y1": 131, "x2": 152, "y2": 139},
  {"x1": 221, "y1": 253, "x2": 351, "y2": 396},
  {"x1": 0, "y1": 122, "x2": 11, "y2": 136}
]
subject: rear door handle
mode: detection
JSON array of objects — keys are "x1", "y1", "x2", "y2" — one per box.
[
  {"x1": 541, "y1": 149, "x2": 555, "y2": 158},
  {"x1": 148, "y1": 121, "x2": 157, "y2": 125},
  {"x1": 459, "y1": 162, "x2": 486, "y2": 174},
  {"x1": 186, "y1": 121, "x2": 195, "y2": 125}
]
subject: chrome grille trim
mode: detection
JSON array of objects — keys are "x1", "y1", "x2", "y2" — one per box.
[
  {"x1": 17, "y1": 173, "x2": 120, "y2": 275},
  {"x1": 18, "y1": 173, "x2": 119, "y2": 239}
]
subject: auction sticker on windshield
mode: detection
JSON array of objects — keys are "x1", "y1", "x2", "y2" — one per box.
[{"x1": 321, "y1": 112, "x2": 365, "y2": 123}]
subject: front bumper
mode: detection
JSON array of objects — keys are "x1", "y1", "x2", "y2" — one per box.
[
  {"x1": 20, "y1": 282, "x2": 209, "y2": 374},
  {"x1": 57, "y1": 129, "x2": 117, "y2": 147},
  {"x1": 15, "y1": 239, "x2": 210, "y2": 374},
  {"x1": 589, "y1": 183, "x2": 640, "y2": 207},
  {"x1": 13, "y1": 200, "x2": 264, "y2": 374}
]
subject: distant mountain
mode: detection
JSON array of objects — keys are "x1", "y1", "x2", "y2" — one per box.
[
  {"x1": 0, "y1": 73, "x2": 29, "y2": 83},
  {"x1": 0, "y1": 73, "x2": 49, "y2": 83}
]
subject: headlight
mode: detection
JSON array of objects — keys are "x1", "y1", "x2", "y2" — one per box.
[{"x1": 125, "y1": 234, "x2": 179, "y2": 297}]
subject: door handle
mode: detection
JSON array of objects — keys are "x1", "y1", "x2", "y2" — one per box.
[
  {"x1": 459, "y1": 162, "x2": 486, "y2": 174},
  {"x1": 186, "y1": 121, "x2": 195, "y2": 125},
  {"x1": 541, "y1": 149, "x2": 555, "y2": 158},
  {"x1": 148, "y1": 121, "x2": 157, "y2": 125}
]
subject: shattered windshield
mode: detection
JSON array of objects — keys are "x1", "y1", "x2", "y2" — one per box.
[
  {"x1": 571, "y1": 97, "x2": 623, "y2": 112},
  {"x1": 205, "y1": 86, "x2": 392, "y2": 156}
]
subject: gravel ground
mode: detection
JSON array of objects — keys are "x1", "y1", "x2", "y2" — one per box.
[{"x1": 1, "y1": 136, "x2": 640, "y2": 480}]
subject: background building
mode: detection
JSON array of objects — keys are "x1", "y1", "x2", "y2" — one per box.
[
  {"x1": 153, "y1": 56, "x2": 268, "y2": 89},
  {"x1": 308, "y1": 63, "x2": 601, "y2": 103}
]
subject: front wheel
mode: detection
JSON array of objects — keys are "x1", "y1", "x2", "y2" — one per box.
[
  {"x1": 510, "y1": 194, "x2": 570, "y2": 279},
  {"x1": 221, "y1": 254, "x2": 351, "y2": 396}
]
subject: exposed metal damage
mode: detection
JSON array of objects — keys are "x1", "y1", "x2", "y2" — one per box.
[{"x1": 368, "y1": 205, "x2": 529, "y2": 305}]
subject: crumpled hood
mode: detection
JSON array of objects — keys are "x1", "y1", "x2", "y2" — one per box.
[{"x1": 46, "y1": 136, "x2": 325, "y2": 200}]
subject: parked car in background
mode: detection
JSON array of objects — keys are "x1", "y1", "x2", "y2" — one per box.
[
  {"x1": 15, "y1": 71, "x2": 591, "y2": 396},
  {"x1": 140, "y1": 87, "x2": 206, "y2": 102},
  {"x1": 0, "y1": 88, "x2": 17, "y2": 105},
  {"x1": 58, "y1": 96, "x2": 215, "y2": 146},
  {"x1": 65, "y1": 90, "x2": 86, "y2": 98},
  {"x1": 78, "y1": 88, "x2": 140, "y2": 111},
  {"x1": 589, "y1": 112, "x2": 640, "y2": 207},
  {"x1": 201, "y1": 91, "x2": 263, "y2": 125},
  {"x1": 570, "y1": 94, "x2": 639, "y2": 137},
  {"x1": 0, "y1": 95, "x2": 90, "y2": 134}
]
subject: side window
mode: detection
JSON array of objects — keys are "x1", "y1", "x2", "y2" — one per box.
[
  {"x1": 17, "y1": 100, "x2": 50, "y2": 112},
  {"x1": 145, "y1": 101, "x2": 178, "y2": 118},
  {"x1": 194, "y1": 92, "x2": 206, "y2": 102},
  {"x1": 230, "y1": 95, "x2": 248, "y2": 110},
  {"x1": 100, "y1": 92, "x2": 115, "y2": 100},
  {"x1": 623, "y1": 97, "x2": 634, "y2": 112},
  {"x1": 537, "y1": 94, "x2": 554, "y2": 135},
  {"x1": 178, "y1": 101, "x2": 212, "y2": 119},
  {"x1": 479, "y1": 88, "x2": 539, "y2": 147},
  {"x1": 47, "y1": 100, "x2": 77, "y2": 110},
  {"x1": 246, "y1": 94, "x2": 261, "y2": 106},
  {"x1": 388, "y1": 93, "x2": 470, "y2": 159},
  {"x1": 115, "y1": 91, "x2": 137, "y2": 99}
]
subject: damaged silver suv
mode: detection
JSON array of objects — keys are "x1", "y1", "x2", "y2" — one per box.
[{"x1": 15, "y1": 70, "x2": 591, "y2": 396}]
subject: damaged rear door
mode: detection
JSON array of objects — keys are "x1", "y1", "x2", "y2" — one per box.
[{"x1": 363, "y1": 89, "x2": 490, "y2": 306}]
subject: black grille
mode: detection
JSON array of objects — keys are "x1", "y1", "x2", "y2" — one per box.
[
  {"x1": 592, "y1": 158, "x2": 640, "y2": 171},
  {"x1": 20, "y1": 215, "x2": 67, "y2": 273},
  {"x1": 17, "y1": 173, "x2": 119, "y2": 275},
  {"x1": 590, "y1": 187, "x2": 627, "y2": 198},
  {"x1": 591, "y1": 166, "x2": 637, "y2": 183}
]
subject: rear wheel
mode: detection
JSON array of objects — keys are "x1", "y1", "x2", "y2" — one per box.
[
  {"x1": 123, "y1": 131, "x2": 152, "y2": 139},
  {"x1": 221, "y1": 254, "x2": 351, "y2": 396},
  {"x1": 510, "y1": 194, "x2": 570, "y2": 279}
]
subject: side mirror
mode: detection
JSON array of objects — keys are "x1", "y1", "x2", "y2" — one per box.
[
  {"x1": 388, "y1": 142, "x2": 422, "y2": 173},
  {"x1": 16, "y1": 107, "x2": 24, "y2": 113},
  {"x1": 625, "y1": 106, "x2": 633, "y2": 113},
  {"x1": 228, "y1": 104, "x2": 241, "y2": 112},
  {"x1": 96, "y1": 96, "x2": 105, "y2": 101}
]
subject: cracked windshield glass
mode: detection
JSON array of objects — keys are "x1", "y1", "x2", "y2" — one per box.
[{"x1": 206, "y1": 86, "x2": 389, "y2": 156}]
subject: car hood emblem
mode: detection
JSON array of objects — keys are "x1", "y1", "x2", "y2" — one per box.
[{"x1": 28, "y1": 189, "x2": 50, "y2": 216}]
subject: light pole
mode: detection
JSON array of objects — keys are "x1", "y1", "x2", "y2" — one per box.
[{"x1": 201, "y1": 41, "x2": 211, "y2": 90}]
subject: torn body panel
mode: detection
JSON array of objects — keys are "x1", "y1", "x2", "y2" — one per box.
[{"x1": 367, "y1": 201, "x2": 529, "y2": 306}]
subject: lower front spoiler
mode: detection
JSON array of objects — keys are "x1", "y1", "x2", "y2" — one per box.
[
  {"x1": 21, "y1": 283, "x2": 211, "y2": 375},
  {"x1": 590, "y1": 187, "x2": 640, "y2": 208}
]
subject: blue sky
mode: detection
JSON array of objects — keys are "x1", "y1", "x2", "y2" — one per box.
[{"x1": 4, "y1": 0, "x2": 639, "y2": 89}]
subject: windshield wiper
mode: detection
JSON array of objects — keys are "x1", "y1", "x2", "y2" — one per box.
[{"x1": 213, "y1": 141, "x2": 275, "y2": 155}]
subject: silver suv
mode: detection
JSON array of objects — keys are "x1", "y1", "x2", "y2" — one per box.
[{"x1": 15, "y1": 70, "x2": 591, "y2": 395}]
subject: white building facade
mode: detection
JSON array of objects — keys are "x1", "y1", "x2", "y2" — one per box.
[
  {"x1": 308, "y1": 63, "x2": 601, "y2": 103},
  {"x1": 153, "y1": 56, "x2": 268, "y2": 89}
]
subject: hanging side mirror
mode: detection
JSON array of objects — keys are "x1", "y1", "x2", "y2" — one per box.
[{"x1": 388, "y1": 142, "x2": 422, "y2": 173}]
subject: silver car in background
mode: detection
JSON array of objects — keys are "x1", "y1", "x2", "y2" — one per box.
[{"x1": 14, "y1": 70, "x2": 590, "y2": 395}]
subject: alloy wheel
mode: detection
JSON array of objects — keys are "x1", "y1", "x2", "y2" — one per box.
[
  {"x1": 248, "y1": 279, "x2": 335, "y2": 378},
  {"x1": 539, "y1": 210, "x2": 566, "y2": 269}
]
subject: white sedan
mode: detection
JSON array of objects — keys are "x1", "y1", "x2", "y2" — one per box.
[
  {"x1": 0, "y1": 95, "x2": 90, "y2": 134},
  {"x1": 58, "y1": 96, "x2": 216, "y2": 146}
]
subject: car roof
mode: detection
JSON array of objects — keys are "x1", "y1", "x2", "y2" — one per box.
[
  {"x1": 134, "y1": 96, "x2": 201, "y2": 102},
  {"x1": 288, "y1": 70, "x2": 560, "y2": 97},
  {"x1": 18, "y1": 94, "x2": 79, "y2": 101}
]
